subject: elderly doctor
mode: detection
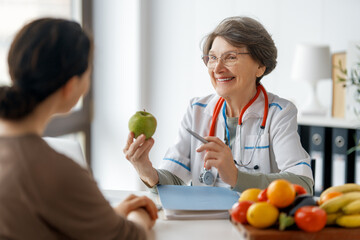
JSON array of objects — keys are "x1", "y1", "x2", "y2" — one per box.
[{"x1": 124, "y1": 16, "x2": 314, "y2": 194}]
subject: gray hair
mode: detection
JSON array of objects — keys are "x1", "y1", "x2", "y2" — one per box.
[{"x1": 202, "y1": 16, "x2": 277, "y2": 83}]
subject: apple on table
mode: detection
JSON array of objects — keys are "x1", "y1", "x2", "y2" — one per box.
[{"x1": 128, "y1": 110, "x2": 157, "y2": 139}]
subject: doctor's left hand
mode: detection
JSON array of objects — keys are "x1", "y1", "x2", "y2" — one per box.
[{"x1": 196, "y1": 136, "x2": 238, "y2": 187}]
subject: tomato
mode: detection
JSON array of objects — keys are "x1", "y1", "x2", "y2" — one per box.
[
  {"x1": 230, "y1": 200, "x2": 254, "y2": 224},
  {"x1": 293, "y1": 184, "x2": 307, "y2": 196},
  {"x1": 294, "y1": 206, "x2": 327, "y2": 232},
  {"x1": 257, "y1": 188, "x2": 268, "y2": 202}
]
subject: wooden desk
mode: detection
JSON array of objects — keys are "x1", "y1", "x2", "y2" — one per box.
[
  {"x1": 102, "y1": 189, "x2": 243, "y2": 240},
  {"x1": 233, "y1": 223, "x2": 360, "y2": 240}
]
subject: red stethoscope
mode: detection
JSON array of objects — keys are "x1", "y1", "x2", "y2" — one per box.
[
  {"x1": 199, "y1": 84, "x2": 269, "y2": 185},
  {"x1": 210, "y1": 84, "x2": 268, "y2": 135}
]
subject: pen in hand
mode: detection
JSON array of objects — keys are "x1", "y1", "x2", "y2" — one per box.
[{"x1": 185, "y1": 128, "x2": 208, "y2": 144}]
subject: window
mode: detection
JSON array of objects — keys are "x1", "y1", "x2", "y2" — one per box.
[{"x1": 0, "y1": 0, "x2": 93, "y2": 167}]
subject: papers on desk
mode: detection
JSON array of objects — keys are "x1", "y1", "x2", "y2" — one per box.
[{"x1": 157, "y1": 185, "x2": 240, "y2": 220}]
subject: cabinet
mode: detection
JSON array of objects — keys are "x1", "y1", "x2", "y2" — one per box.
[{"x1": 297, "y1": 116, "x2": 359, "y2": 195}]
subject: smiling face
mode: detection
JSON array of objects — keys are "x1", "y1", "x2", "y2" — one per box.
[{"x1": 208, "y1": 36, "x2": 265, "y2": 101}]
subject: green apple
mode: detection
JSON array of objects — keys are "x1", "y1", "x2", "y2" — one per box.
[{"x1": 128, "y1": 110, "x2": 157, "y2": 139}]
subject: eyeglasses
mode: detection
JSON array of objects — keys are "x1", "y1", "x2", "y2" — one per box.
[{"x1": 202, "y1": 51, "x2": 250, "y2": 69}]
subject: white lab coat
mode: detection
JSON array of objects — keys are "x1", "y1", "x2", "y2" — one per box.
[{"x1": 159, "y1": 90, "x2": 313, "y2": 188}]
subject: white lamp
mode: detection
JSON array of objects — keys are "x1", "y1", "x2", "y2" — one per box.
[{"x1": 291, "y1": 44, "x2": 331, "y2": 116}]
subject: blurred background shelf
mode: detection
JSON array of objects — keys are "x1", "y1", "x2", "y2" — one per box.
[
  {"x1": 298, "y1": 116, "x2": 360, "y2": 129},
  {"x1": 297, "y1": 116, "x2": 360, "y2": 196}
]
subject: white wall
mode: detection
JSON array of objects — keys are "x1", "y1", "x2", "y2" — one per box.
[
  {"x1": 92, "y1": 0, "x2": 141, "y2": 190},
  {"x1": 92, "y1": 0, "x2": 360, "y2": 190}
]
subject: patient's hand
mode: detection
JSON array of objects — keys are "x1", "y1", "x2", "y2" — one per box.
[
  {"x1": 127, "y1": 208, "x2": 156, "y2": 230},
  {"x1": 114, "y1": 194, "x2": 158, "y2": 229}
]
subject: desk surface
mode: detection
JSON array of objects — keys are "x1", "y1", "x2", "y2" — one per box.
[{"x1": 102, "y1": 189, "x2": 242, "y2": 240}]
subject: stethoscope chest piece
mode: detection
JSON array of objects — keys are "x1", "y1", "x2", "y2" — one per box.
[{"x1": 199, "y1": 168, "x2": 215, "y2": 185}]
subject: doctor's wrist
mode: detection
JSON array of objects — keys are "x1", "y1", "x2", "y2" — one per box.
[
  {"x1": 140, "y1": 168, "x2": 159, "y2": 188},
  {"x1": 229, "y1": 167, "x2": 239, "y2": 188}
]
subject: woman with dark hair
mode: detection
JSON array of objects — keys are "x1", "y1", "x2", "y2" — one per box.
[
  {"x1": 124, "y1": 16, "x2": 314, "y2": 194},
  {"x1": 0, "y1": 18, "x2": 157, "y2": 240}
]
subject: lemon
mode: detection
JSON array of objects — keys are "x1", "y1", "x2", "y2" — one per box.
[
  {"x1": 246, "y1": 202, "x2": 279, "y2": 228},
  {"x1": 239, "y1": 188, "x2": 262, "y2": 202}
]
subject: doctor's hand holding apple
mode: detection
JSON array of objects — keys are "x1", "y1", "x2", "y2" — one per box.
[{"x1": 123, "y1": 110, "x2": 159, "y2": 187}]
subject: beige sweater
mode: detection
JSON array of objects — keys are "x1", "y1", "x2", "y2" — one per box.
[{"x1": 0, "y1": 134, "x2": 146, "y2": 240}]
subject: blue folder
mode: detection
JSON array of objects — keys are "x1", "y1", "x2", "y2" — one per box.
[{"x1": 157, "y1": 185, "x2": 240, "y2": 211}]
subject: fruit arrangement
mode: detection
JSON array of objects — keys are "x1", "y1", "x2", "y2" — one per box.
[
  {"x1": 230, "y1": 180, "x2": 360, "y2": 232},
  {"x1": 230, "y1": 179, "x2": 324, "y2": 232}
]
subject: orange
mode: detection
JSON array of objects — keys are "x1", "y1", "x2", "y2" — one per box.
[
  {"x1": 267, "y1": 179, "x2": 296, "y2": 208},
  {"x1": 319, "y1": 191, "x2": 343, "y2": 205},
  {"x1": 246, "y1": 202, "x2": 279, "y2": 228},
  {"x1": 239, "y1": 188, "x2": 262, "y2": 202}
]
